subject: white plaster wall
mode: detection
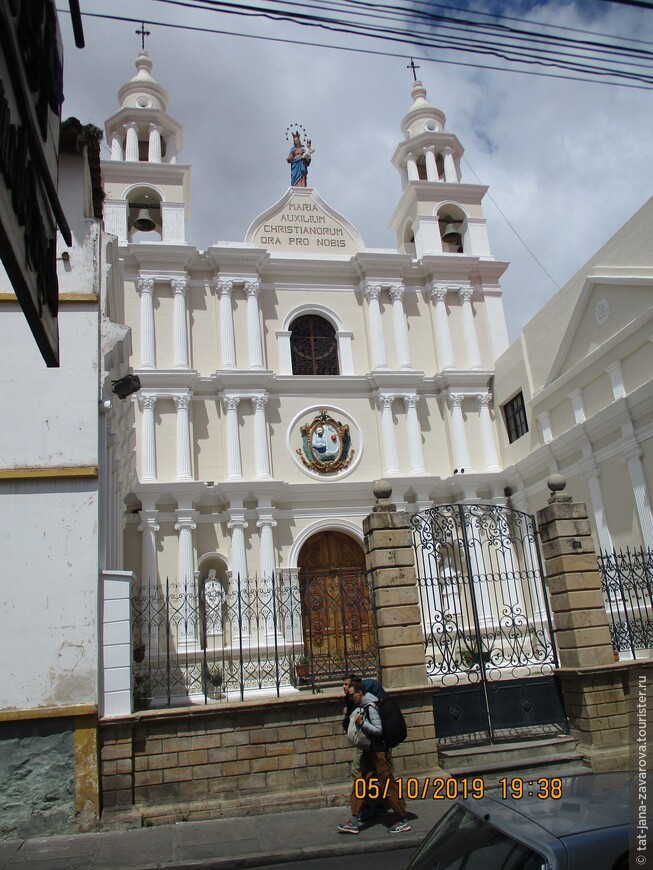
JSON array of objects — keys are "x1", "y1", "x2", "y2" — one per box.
[
  {"x1": 0, "y1": 481, "x2": 99, "y2": 708},
  {"x1": 0, "y1": 310, "x2": 98, "y2": 469}
]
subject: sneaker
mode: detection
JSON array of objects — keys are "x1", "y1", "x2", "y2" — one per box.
[
  {"x1": 388, "y1": 820, "x2": 411, "y2": 833},
  {"x1": 337, "y1": 821, "x2": 361, "y2": 834}
]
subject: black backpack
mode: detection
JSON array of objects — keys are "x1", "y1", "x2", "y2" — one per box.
[{"x1": 365, "y1": 696, "x2": 407, "y2": 749}]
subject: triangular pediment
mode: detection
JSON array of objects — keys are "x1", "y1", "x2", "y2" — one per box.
[
  {"x1": 245, "y1": 188, "x2": 364, "y2": 255},
  {"x1": 546, "y1": 274, "x2": 653, "y2": 385}
]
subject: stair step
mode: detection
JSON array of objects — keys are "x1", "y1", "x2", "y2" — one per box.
[{"x1": 443, "y1": 751, "x2": 586, "y2": 778}]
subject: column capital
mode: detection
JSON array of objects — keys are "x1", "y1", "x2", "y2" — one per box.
[
  {"x1": 138, "y1": 514, "x2": 160, "y2": 533},
  {"x1": 124, "y1": 121, "x2": 138, "y2": 131},
  {"x1": 458, "y1": 285, "x2": 474, "y2": 304},
  {"x1": 223, "y1": 394, "x2": 241, "y2": 412},
  {"x1": 244, "y1": 280, "x2": 260, "y2": 298},
  {"x1": 424, "y1": 145, "x2": 436, "y2": 154},
  {"x1": 403, "y1": 393, "x2": 419, "y2": 409},
  {"x1": 388, "y1": 283, "x2": 405, "y2": 302},
  {"x1": 475, "y1": 392, "x2": 492, "y2": 409},
  {"x1": 256, "y1": 516, "x2": 278, "y2": 530},
  {"x1": 377, "y1": 393, "x2": 395, "y2": 411},
  {"x1": 429, "y1": 281, "x2": 448, "y2": 302},
  {"x1": 175, "y1": 517, "x2": 197, "y2": 532},
  {"x1": 252, "y1": 394, "x2": 268, "y2": 411},
  {"x1": 137, "y1": 276, "x2": 155, "y2": 295},
  {"x1": 363, "y1": 281, "x2": 382, "y2": 301},
  {"x1": 447, "y1": 392, "x2": 464, "y2": 410},
  {"x1": 441, "y1": 145, "x2": 454, "y2": 156},
  {"x1": 621, "y1": 440, "x2": 643, "y2": 464},
  {"x1": 148, "y1": 122, "x2": 162, "y2": 133},
  {"x1": 227, "y1": 517, "x2": 248, "y2": 532},
  {"x1": 173, "y1": 393, "x2": 192, "y2": 411},
  {"x1": 171, "y1": 277, "x2": 188, "y2": 296},
  {"x1": 581, "y1": 461, "x2": 601, "y2": 481},
  {"x1": 212, "y1": 278, "x2": 233, "y2": 298},
  {"x1": 138, "y1": 393, "x2": 157, "y2": 411}
]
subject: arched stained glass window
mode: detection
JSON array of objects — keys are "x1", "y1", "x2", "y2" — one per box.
[{"x1": 290, "y1": 314, "x2": 339, "y2": 376}]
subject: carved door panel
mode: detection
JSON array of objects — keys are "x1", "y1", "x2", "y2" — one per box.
[{"x1": 298, "y1": 532, "x2": 374, "y2": 676}]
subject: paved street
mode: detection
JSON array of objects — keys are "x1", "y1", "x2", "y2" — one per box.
[{"x1": 0, "y1": 799, "x2": 451, "y2": 870}]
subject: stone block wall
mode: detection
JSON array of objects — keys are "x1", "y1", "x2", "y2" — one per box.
[{"x1": 100, "y1": 687, "x2": 438, "y2": 825}]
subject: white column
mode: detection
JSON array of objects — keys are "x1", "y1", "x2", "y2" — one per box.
[
  {"x1": 476, "y1": 393, "x2": 501, "y2": 472},
  {"x1": 172, "y1": 277, "x2": 189, "y2": 369},
  {"x1": 174, "y1": 394, "x2": 193, "y2": 482},
  {"x1": 622, "y1": 443, "x2": 653, "y2": 547},
  {"x1": 137, "y1": 277, "x2": 155, "y2": 369},
  {"x1": 213, "y1": 279, "x2": 236, "y2": 369},
  {"x1": 228, "y1": 513, "x2": 248, "y2": 580},
  {"x1": 227, "y1": 511, "x2": 250, "y2": 644},
  {"x1": 138, "y1": 509, "x2": 160, "y2": 650},
  {"x1": 389, "y1": 283, "x2": 412, "y2": 370},
  {"x1": 363, "y1": 282, "x2": 387, "y2": 370},
  {"x1": 336, "y1": 331, "x2": 354, "y2": 374},
  {"x1": 257, "y1": 513, "x2": 277, "y2": 580},
  {"x1": 139, "y1": 394, "x2": 157, "y2": 482},
  {"x1": 406, "y1": 153, "x2": 418, "y2": 181},
  {"x1": 148, "y1": 124, "x2": 162, "y2": 163},
  {"x1": 442, "y1": 146, "x2": 458, "y2": 182},
  {"x1": 403, "y1": 394, "x2": 426, "y2": 475},
  {"x1": 223, "y1": 395, "x2": 243, "y2": 480},
  {"x1": 110, "y1": 132, "x2": 124, "y2": 161},
  {"x1": 245, "y1": 280, "x2": 264, "y2": 370},
  {"x1": 138, "y1": 509, "x2": 159, "y2": 594},
  {"x1": 175, "y1": 510, "x2": 199, "y2": 649},
  {"x1": 459, "y1": 285, "x2": 482, "y2": 370},
  {"x1": 124, "y1": 122, "x2": 139, "y2": 162},
  {"x1": 165, "y1": 134, "x2": 177, "y2": 164},
  {"x1": 447, "y1": 393, "x2": 471, "y2": 472},
  {"x1": 424, "y1": 146, "x2": 438, "y2": 181},
  {"x1": 252, "y1": 394, "x2": 272, "y2": 479},
  {"x1": 378, "y1": 394, "x2": 400, "y2": 476},
  {"x1": 582, "y1": 463, "x2": 613, "y2": 552},
  {"x1": 430, "y1": 282, "x2": 455, "y2": 371}
]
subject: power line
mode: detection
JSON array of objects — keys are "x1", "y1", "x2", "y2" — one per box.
[{"x1": 56, "y1": 7, "x2": 653, "y2": 90}]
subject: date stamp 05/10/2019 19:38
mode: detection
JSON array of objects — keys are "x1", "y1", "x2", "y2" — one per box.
[{"x1": 354, "y1": 776, "x2": 564, "y2": 802}]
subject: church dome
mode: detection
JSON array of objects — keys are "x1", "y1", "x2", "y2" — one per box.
[
  {"x1": 117, "y1": 50, "x2": 170, "y2": 113},
  {"x1": 400, "y1": 80, "x2": 447, "y2": 140}
]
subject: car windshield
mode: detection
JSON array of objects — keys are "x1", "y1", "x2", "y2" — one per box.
[{"x1": 405, "y1": 804, "x2": 547, "y2": 870}]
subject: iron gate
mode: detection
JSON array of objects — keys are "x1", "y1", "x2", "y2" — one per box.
[{"x1": 411, "y1": 504, "x2": 567, "y2": 745}]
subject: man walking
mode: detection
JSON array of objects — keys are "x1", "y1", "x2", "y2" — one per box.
[{"x1": 337, "y1": 681, "x2": 410, "y2": 835}]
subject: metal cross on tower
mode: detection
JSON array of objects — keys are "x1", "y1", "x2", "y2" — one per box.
[
  {"x1": 407, "y1": 58, "x2": 420, "y2": 81},
  {"x1": 136, "y1": 21, "x2": 151, "y2": 50}
]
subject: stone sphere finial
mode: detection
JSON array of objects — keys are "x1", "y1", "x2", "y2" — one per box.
[
  {"x1": 373, "y1": 479, "x2": 392, "y2": 501},
  {"x1": 372, "y1": 479, "x2": 396, "y2": 512},
  {"x1": 547, "y1": 473, "x2": 571, "y2": 504},
  {"x1": 547, "y1": 473, "x2": 566, "y2": 493}
]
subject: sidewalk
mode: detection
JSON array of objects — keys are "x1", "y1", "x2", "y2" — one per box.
[{"x1": 0, "y1": 798, "x2": 453, "y2": 870}]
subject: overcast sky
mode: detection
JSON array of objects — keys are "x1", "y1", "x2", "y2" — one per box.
[{"x1": 57, "y1": 0, "x2": 653, "y2": 342}]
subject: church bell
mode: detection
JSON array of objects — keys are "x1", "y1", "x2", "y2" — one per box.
[
  {"x1": 442, "y1": 222, "x2": 462, "y2": 244},
  {"x1": 133, "y1": 208, "x2": 156, "y2": 232}
]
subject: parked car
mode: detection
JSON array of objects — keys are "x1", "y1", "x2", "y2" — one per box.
[{"x1": 404, "y1": 772, "x2": 630, "y2": 870}]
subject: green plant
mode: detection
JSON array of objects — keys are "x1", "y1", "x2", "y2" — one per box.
[
  {"x1": 204, "y1": 664, "x2": 222, "y2": 687},
  {"x1": 133, "y1": 672, "x2": 151, "y2": 710},
  {"x1": 297, "y1": 654, "x2": 309, "y2": 665}
]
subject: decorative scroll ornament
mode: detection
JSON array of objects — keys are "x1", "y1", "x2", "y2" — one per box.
[{"x1": 297, "y1": 410, "x2": 354, "y2": 474}]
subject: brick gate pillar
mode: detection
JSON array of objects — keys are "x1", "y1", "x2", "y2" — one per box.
[
  {"x1": 536, "y1": 474, "x2": 633, "y2": 771},
  {"x1": 363, "y1": 481, "x2": 441, "y2": 774}
]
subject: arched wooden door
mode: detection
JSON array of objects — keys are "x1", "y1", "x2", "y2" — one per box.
[{"x1": 298, "y1": 531, "x2": 377, "y2": 680}]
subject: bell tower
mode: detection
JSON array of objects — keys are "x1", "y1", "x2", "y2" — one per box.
[
  {"x1": 101, "y1": 50, "x2": 190, "y2": 244},
  {"x1": 389, "y1": 79, "x2": 493, "y2": 261}
]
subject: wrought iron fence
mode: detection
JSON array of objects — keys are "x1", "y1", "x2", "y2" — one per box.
[
  {"x1": 598, "y1": 547, "x2": 653, "y2": 658},
  {"x1": 411, "y1": 504, "x2": 558, "y2": 685},
  {"x1": 131, "y1": 570, "x2": 378, "y2": 709}
]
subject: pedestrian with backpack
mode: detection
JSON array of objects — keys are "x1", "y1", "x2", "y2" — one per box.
[{"x1": 337, "y1": 681, "x2": 410, "y2": 835}]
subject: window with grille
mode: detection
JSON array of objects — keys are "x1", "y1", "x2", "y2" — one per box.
[
  {"x1": 502, "y1": 392, "x2": 529, "y2": 443},
  {"x1": 290, "y1": 314, "x2": 339, "y2": 376}
]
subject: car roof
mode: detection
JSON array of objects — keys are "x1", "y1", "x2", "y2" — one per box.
[{"x1": 462, "y1": 772, "x2": 631, "y2": 841}]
